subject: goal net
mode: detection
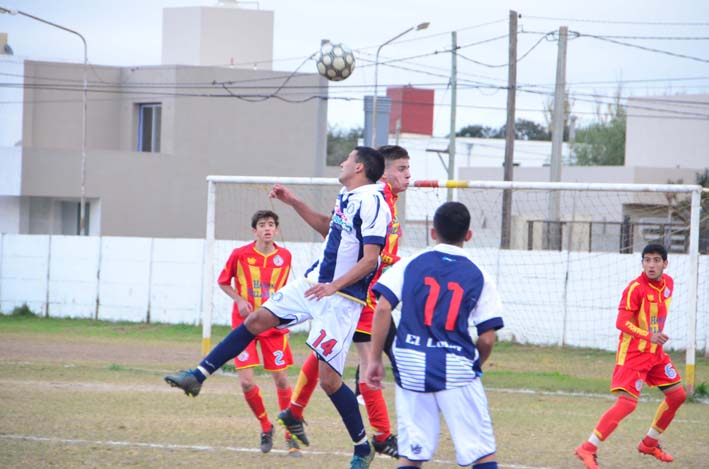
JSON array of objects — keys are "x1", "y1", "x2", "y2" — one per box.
[{"x1": 202, "y1": 176, "x2": 706, "y2": 388}]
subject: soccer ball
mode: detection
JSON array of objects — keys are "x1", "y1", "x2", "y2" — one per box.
[{"x1": 315, "y1": 42, "x2": 356, "y2": 81}]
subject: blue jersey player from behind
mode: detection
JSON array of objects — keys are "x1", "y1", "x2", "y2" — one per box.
[{"x1": 366, "y1": 201, "x2": 504, "y2": 469}]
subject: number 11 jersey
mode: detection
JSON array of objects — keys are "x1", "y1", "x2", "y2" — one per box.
[{"x1": 373, "y1": 244, "x2": 504, "y2": 392}]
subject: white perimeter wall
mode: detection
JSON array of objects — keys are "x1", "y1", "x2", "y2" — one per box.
[{"x1": 1, "y1": 234, "x2": 706, "y2": 352}]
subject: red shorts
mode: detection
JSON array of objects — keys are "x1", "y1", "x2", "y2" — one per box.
[
  {"x1": 355, "y1": 264, "x2": 386, "y2": 337},
  {"x1": 355, "y1": 304, "x2": 373, "y2": 336},
  {"x1": 234, "y1": 333, "x2": 294, "y2": 372},
  {"x1": 610, "y1": 352, "x2": 681, "y2": 398}
]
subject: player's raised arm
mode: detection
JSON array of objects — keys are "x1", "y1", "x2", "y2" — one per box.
[{"x1": 269, "y1": 184, "x2": 330, "y2": 237}]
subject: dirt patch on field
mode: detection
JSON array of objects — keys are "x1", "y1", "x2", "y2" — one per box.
[{"x1": 0, "y1": 335, "x2": 202, "y2": 366}]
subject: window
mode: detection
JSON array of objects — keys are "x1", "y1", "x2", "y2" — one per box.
[
  {"x1": 61, "y1": 201, "x2": 90, "y2": 235},
  {"x1": 137, "y1": 103, "x2": 161, "y2": 152}
]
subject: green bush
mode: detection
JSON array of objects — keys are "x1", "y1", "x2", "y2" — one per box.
[{"x1": 10, "y1": 304, "x2": 36, "y2": 317}]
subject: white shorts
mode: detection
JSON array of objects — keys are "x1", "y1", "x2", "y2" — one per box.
[
  {"x1": 395, "y1": 379, "x2": 496, "y2": 466},
  {"x1": 263, "y1": 278, "x2": 362, "y2": 375}
]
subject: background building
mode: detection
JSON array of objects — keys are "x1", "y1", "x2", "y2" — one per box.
[{"x1": 0, "y1": 3, "x2": 331, "y2": 238}]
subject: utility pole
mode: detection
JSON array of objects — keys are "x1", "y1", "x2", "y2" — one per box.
[
  {"x1": 447, "y1": 30, "x2": 457, "y2": 201},
  {"x1": 547, "y1": 26, "x2": 568, "y2": 250},
  {"x1": 500, "y1": 10, "x2": 518, "y2": 249}
]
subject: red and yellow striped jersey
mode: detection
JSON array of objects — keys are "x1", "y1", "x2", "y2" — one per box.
[
  {"x1": 615, "y1": 272, "x2": 673, "y2": 365},
  {"x1": 362, "y1": 182, "x2": 402, "y2": 317},
  {"x1": 218, "y1": 241, "x2": 292, "y2": 336},
  {"x1": 380, "y1": 182, "x2": 401, "y2": 266}
]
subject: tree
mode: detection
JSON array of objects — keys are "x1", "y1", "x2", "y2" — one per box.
[
  {"x1": 571, "y1": 86, "x2": 626, "y2": 166},
  {"x1": 571, "y1": 109, "x2": 626, "y2": 165},
  {"x1": 327, "y1": 126, "x2": 362, "y2": 166},
  {"x1": 495, "y1": 118, "x2": 551, "y2": 141},
  {"x1": 456, "y1": 119, "x2": 550, "y2": 140},
  {"x1": 456, "y1": 124, "x2": 496, "y2": 138}
]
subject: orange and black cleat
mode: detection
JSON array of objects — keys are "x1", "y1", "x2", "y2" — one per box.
[
  {"x1": 638, "y1": 441, "x2": 674, "y2": 462},
  {"x1": 574, "y1": 445, "x2": 600, "y2": 469}
]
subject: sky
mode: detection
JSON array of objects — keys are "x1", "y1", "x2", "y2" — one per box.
[{"x1": 2, "y1": 0, "x2": 709, "y2": 136}]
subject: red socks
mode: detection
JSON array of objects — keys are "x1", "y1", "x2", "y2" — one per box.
[
  {"x1": 652, "y1": 385, "x2": 686, "y2": 432},
  {"x1": 290, "y1": 352, "x2": 319, "y2": 420},
  {"x1": 244, "y1": 385, "x2": 271, "y2": 432},
  {"x1": 594, "y1": 395, "x2": 637, "y2": 441},
  {"x1": 277, "y1": 386, "x2": 293, "y2": 440},
  {"x1": 359, "y1": 382, "x2": 391, "y2": 441}
]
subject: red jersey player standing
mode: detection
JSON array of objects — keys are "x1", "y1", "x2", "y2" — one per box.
[
  {"x1": 217, "y1": 210, "x2": 301, "y2": 456},
  {"x1": 575, "y1": 243, "x2": 686, "y2": 469}
]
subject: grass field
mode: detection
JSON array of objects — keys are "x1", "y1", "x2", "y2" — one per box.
[{"x1": 1, "y1": 315, "x2": 708, "y2": 468}]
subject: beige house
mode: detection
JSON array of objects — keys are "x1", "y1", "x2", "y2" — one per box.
[{"x1": 0, "y1": 3, "x2": 332, "y2": 238}]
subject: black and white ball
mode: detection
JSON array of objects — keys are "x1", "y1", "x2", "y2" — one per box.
[{"x1": 315, "y1": 42, "x2": 356, "y2": 81}]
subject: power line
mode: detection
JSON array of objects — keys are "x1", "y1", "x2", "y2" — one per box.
[
  {"x1": 3, "y1": 86, "x2": 709, "y2": 122},
  {"x1": 523, "y1": 15, "x2": 709, "y2": 26},
  {"x1": 6, "y1": 61, "x2": 709, "y2": 114},
  {"x1": 5, "y1": 77, "x2": 709, "y2": 121},
  {"x1": 355, "y1": 18, "x2": 508, "y2": 50},
  {"x1": 580, "y1": 33, "x2": 709, "y2": 64},
  {"x1": 579, "y1": 34, "x2": 709, "y2": 40},
  {"x1": 457, "y1": 32, "x2": 550, "y2": 68}
]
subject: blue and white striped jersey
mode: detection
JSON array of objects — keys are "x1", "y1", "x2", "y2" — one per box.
[
  {"x1": 305, "y1": 184, "x2": 390, "y2": 302},
  {"x1": 373, "y1": 244, "x2": 504, "y2": 392}
]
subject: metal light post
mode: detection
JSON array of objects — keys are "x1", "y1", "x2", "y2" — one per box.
[
  {"x1": 371, "y1": 21, "x2": 429, "y2": 147},
  {"x1": 1, "y1": 7, "x2": 89, "y2": 235}
]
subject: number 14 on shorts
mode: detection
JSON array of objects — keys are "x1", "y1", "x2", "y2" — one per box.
[{"x1": 312, "y1": 329, "x2": 338, "y2": 356}]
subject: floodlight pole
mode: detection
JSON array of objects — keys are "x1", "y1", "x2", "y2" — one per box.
[
  {"x1": 1, "y1": 7, "x2": 89, "y2": 235},
  {"x1": 371, "y1": 22, "x2": 429, "y2": 147}
]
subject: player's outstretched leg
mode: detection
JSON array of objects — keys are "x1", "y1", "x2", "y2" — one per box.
[
  {"x1": 164, "y1": 369, "x2": 203, "y2": 397},
  {"x1": 165, "y1": 325, "x2": 257, "y2": 395}
]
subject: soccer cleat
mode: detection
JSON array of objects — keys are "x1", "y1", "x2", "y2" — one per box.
[
  {"x1": 164, "y1": 369, "x2": 202, "y2": 397},
  {"x1": 277, "y1": 408, "x2": 309, "y2": 446},
  {"x1": 574, "y1": 445, "x2": 600, "y2": 469},
  {"x1": 287, "y1": 436, "x2": 302, "y2": 457},
  {"x1": 372, "y1": 434, "x2": 399, "y2": 458},
  {"x1": 638, "y1": 441, "x2": 673, "y2": 462},
  {"x1": 349, "y1": 442, "x2": 375, "y2": 469},
  {"x1": 260, "y1": 425, "x2": 274, "y2": 453}
]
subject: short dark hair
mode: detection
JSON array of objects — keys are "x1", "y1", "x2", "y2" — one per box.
[
  {"x1": 433, "y1": 201, "x2": 470, "y2": 244},
  {"x1": 378, "y1": 145, "x2": 409, "y2": 163},
  {"x1": 251, "y1": 210, "x2": 279, "y2": 229},
  {"x1": 642, "y1": 243, "x2": 668, "y2": 261},
  {"x1": 354, "y1": 146, "x2": 385, "y2": 183}
]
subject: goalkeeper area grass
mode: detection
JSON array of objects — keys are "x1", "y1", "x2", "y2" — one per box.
[{"x1": 1, "y1": 315, "x2": 707, "y2": 468}]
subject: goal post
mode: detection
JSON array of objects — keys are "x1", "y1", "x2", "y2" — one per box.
[
  {"x1": 201, "y1": 176, "x2": 341, "y2": 356},
  {"x1": 201, "y1": 175, "x2": 705, "y2": 393}
]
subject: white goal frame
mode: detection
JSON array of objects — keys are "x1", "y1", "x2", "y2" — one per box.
[{"x1": 202, "y1": 176, "x2": 703, "y2": 392}]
